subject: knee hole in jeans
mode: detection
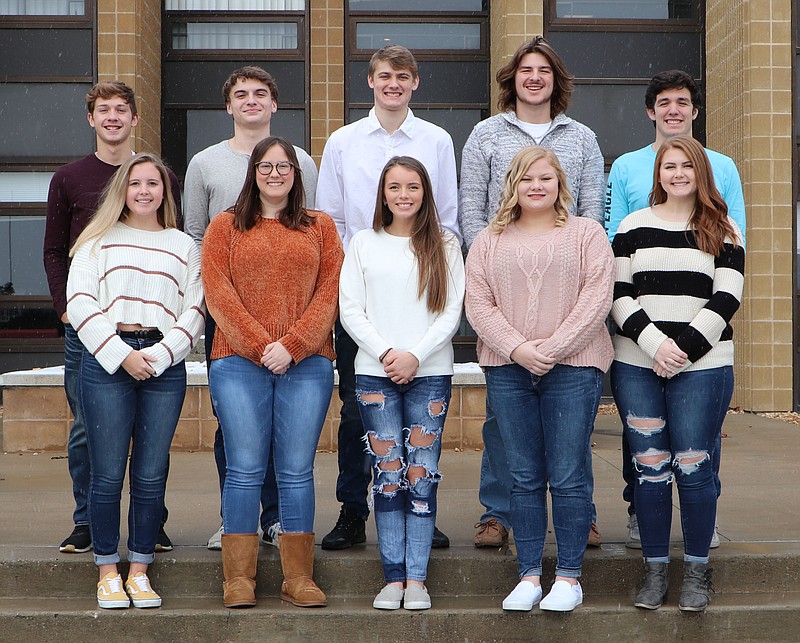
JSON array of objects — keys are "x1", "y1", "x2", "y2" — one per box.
[
  {"x1": 357, "y1": 391, "x2": 385, "y2": 409},
  {"x1": 427, "y1": 399, "x2": 447, "y2": 418},
  {"x1": 408, "y1": 425, "x2": 439, "y2": 449},
  {"x1": 634, "y1": 448, "x2": 672, "y2": 484},
  {"x1": 368, "y1": 433, "x2": 399, "y2": 458},
  {"x1": 626, "y1": 414, "x2": 665, "y2": 436},
  {"x1": 674, "y1": 449, "x2": 709, "y2": 475}
]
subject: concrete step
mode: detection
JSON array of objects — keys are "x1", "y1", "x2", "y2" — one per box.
[
  {"x1": 1, "y1": 594, "x2": 799, "y2": 642},
  {"x1": 2, "y1": 543, "x2": 799, "y2": 600}
]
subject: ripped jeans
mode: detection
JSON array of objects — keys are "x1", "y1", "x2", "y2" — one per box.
[
  {"x1": 355, "y1": 374, "x2": 451, "y2": 583},
  {"x1": 611, "y1": 362, "x2": 734, "y2": 564}
]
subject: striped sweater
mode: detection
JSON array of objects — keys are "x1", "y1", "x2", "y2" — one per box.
[
  {"x1": 67, "y1": 222, "x2": 206, "y2": 375},
  {"x1": 611, "y1": 207, "x2": 745, "y2": 372}
]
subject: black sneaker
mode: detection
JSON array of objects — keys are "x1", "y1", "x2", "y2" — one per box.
[
  {"x1": 59, "y1": 524, "x2": 92, "y2": 553},
  {"x1": 321, "y1": 508, "x2": 366, "y2": 550},
  {"x1": 432, "y1": 525, "x2": 450, "y2": 549},
  {"x1": 155, "y1": 526, "x2": 173, "y2": 552}
]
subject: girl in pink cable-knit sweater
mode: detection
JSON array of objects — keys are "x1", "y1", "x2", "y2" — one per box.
[{"x1": 465, "y1": 146, "x2": 614, "y2": 614}]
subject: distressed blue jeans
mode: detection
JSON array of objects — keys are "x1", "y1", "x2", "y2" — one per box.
[
  {"x1": 80, "y1": 336, "x2": 185, "y2": 566},
  {"x1": 611, "y1": 362, "x2": 733, "y2": 564},
  {"x1": 210, "y1": 354, "x2": 333, "y2": 534},
  {"x1": 356, "y1": 374, "x2": 451, "y2": 583},
  {"x1": 485, "y1": 364, "x2": 601, "y2": 579}
]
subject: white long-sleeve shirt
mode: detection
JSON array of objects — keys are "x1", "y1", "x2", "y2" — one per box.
[
  {"x1": 316, "y1": 108, "x2": 461, "y2": 251},
  {"x1": 339, "y1": 228, "x2": 465, "y2": 378},
  {"x1": 67, "y1": 223, "x2": 206, "y2": 375}
]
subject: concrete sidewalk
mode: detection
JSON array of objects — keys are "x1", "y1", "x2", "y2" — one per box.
[{"x1": 1, "y1": 411, "x2": 797, "y2": 550}]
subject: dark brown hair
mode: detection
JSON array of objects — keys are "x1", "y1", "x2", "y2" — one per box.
[
  {"x1": 229, "y1": 136, "x2": 312, "y2": 232},
  {"x1": 222, "y1": 66, "x2": 279, "y2": 104},
  {"x1": 373, "y1": 156, "x2": 449, "y2": 314},
  {"x1": 86, "y1": 81, "x2": 137, "y2": 117},
  {"x1": 368, "y1": 45, "x2": 419, "y2": 79},
  {"x1": 651, "y1": 136, "x2": 737, "y2": 255},
  {"x1": 496, "y1": 35, "x2": 574, "y2": 118}
]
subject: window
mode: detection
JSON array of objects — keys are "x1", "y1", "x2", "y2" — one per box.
[{"x1": 161, "y1": 2, "x2": 308, "y2": 179}]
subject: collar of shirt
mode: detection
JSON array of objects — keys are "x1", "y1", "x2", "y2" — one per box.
[{"x1": 366, "y1": 107, "x2": 416, "y2": 138}]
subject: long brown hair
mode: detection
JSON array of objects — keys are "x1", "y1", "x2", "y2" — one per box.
[
  {"x1": 495, "y1": 35, "x2": 574, "y2": 118},
  {"x1": 229, "y1": 136, "x2": 313, "y2": 232},
  {"x1": 70, "y1": 153, "x2": 177, "y2": 257},
  {"x1": 650, "y1": 136, "x2": 737, "y2": 255},
  {"x1": 372, "y1": 156, "x2": 449, "y2": 314},
  {"x1": 491, "y1": 146, "x2": 573, "y2": 233}
]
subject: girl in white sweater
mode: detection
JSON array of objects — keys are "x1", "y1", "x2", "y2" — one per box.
[
  {"x1": 67, "y1": 153, "x2": 204, "y2": 610},
  {"x1": 339, "y1": 156, "x2": 465, "y2": 611}
]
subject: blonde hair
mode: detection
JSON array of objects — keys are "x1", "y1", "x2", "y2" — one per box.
[
  {"x1": 491, "y1": 146, "x2": 572, "y2": 234},
  {"x1": 70, "y1": 153, "x2": 177, "y2": 257}
]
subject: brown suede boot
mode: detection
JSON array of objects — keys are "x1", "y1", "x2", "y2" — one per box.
[
  {"x1": 279, "y1": 532, "x2": 327, "y2": 607},
  {"x1": 222, "y1": 533, "x2": 259, "y2": 608}
]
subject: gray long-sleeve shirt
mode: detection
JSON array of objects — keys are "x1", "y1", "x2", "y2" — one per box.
[
  {"x1": 184, "y1": 139, "x2": 318, "y2": 247},
  {"x1": 458, "y1": 111, "x2": 605, "y2": 248}
]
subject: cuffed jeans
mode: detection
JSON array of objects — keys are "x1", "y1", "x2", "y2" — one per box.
[
  {"x1": 611, "y1": 362, "x2": 733, "y2": 563},
  {"x1": 80, "y1": 337, "x2": 185, "y2": 566},
  {"x1": 205, "y1": 314, "x2": 279, "y2": 529},
  {"x1": 333, "y1": 319, "x2": 372, "y2": 519},
  {"x1": 485, "y1": 363, "x2": 601, "y2": 579},
  {"x1": 356, "y1": 374, "x2": 450, "y2": 583},
  {"x1": 210, "y1": 354, "x2": 333, "y2": 534}
]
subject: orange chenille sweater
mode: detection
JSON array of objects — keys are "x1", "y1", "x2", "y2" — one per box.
[{"x1": 201, "y1": 210, "x2": 343, "y2": 365}]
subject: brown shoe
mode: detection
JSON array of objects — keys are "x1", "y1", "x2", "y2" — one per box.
[
  {"x1": 279, "y1": 532, "x2": 327, "y2": 607},
  {"x1": 474, "y1": 518, "x2": 508, "y2": 548},
  {"x1": 221, "y1": 533, "x2": 259, "y2": 608},
  {"x1": 586, "y1": 523, "x2": 602, "y2": 548}
]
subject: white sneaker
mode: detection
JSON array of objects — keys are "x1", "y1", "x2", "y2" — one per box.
[
  {"x1": 540, "y1": 580, "x2": 583, "y2": 612},
  {"x1": 502, "y1": 580, "x2": 542, "y2": 611},
  {"x1": 373, "y1": 583, "x2": 404, "y2": 610},
  {"x1": 626, "y1": 514, "x2": 642, "y2": 549},
  {"x1": 710, "y1": 521, "x2": 721, "y2": 548},
  {"x1": 207, "y1": 525, "x2": 223, "y2": 550},
  {"x1": 260, "y1": 521, "x2": 282, "y2": 549},
  {"x1": 403, "y1": 583, "x2": 431, "y2": 610}
]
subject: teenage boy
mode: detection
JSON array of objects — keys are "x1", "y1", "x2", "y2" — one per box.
[
  {"x1": 45, "y1": 81, "x2": 182, "y2": 554},
  {"x1": 183, "y1": 66, "x2": 318, "y2": 551},
  {"x1": 606, "y1": 69, "x2": 746, "y2": 548},
  {"x1": 316, "y1": 45, "x2": 460, "y2": 550},
  {"x1": 459, "y1": 36, "x2": 605, "y2": 549}
]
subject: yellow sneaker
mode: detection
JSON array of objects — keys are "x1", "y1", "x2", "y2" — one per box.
[
  {"x1": 97, "y1": 572, "x2": 130, "y2": 609},
  {"x1": 125, "y1": 572, "x2": 162, "y2": 608}
]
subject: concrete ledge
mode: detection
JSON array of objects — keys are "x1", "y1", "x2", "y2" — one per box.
[{"x1": 1, "y1": 363, "x2": 488, "y2": 453}]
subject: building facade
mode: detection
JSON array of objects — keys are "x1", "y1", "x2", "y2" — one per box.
[{"x1": 0, "y1": 0, "x2": 796, "y2": 411}]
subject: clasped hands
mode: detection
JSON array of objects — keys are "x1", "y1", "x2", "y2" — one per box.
[
  {"x1": 510, "y1": 339, "x2": 556, "y2": 376},
  {"x1": 653, "y1": 338, "x2": 687, "y2": 379},
  {"x1": 261, "y1": 341, "x2": 292, "y2": 374},
  {"x1": 381, "y1": 348, "x2": 419, "y2": 385}
]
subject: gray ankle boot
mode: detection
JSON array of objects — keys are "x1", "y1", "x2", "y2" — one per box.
[
  {"x1": 634, "y1": 561, "x2": 668, "y2": 609},
  {"x1": 678, "y1": 562, "x2": 713, "y2": 612}
]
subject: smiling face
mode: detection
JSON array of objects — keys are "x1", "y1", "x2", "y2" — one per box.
[
  {"x1": 368, "y1": 61, "x2": 419, "y2": 114},
  {"x1": 516, "y1": 158, "x2": 559, "y2": 219},
  {"x1": 255, "y1": 143, "x2": 295, "y2": 207},
  {"x1": 125, "y1": 162, "x2": 164, "y2": 228},
  {"x1": 658, "y1": 147, "x2": 697, "y2": 200},
  {"x1": 226, "y1": 77, "x2": 277, "y2": 129},
  {"x1": 648, "y1": 87, "x2": 698, "y2": 144},
  {"x1": 88, "y1": 95, "x2": 138, "y2": 147},
  {"x1": 383, "y1": 164, "x2": 424, "y2": 232},
  {"x1": 514, "y1": 52, "x2": 554, "y2": 113}
]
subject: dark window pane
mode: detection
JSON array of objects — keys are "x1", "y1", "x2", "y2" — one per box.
[
  {"x1": 172, "y1": 22, "x2": 298, "y2": 50},
  {"x1": 163, "y1": 61, "x2": 305, "y2": 106},
  {"x1": 349, "y1": 61, "x2": 489, "y2": 104},
  {"x1": 0, "y1": 29, "x2": 93, "y2": 77},
  {"x1": 556, "y1": 0, "x2": 694, "y2": 19},
  {"x1": 164, "y1": 0, "x2": 304, "y2": 9},
  {"x1": 355, "y1": 22, "x2": 481, "y2": 50},
  {"x1": 1, "y1": 0, "x2": 84, "y2": 15},
  {"x1": 186, "y1": 109, "x2": 306, "y2": 161},
  {"x1": 546, "y1": 31, "x2": 702, "y2": 80},
  {"x1": 0, "y1": 84, "x2": 94, "y2": 158},
  {"x1": 0, "y1": 215, "x2": 49, "y2": 296},
  {"x1": 350, "y1": 0, "x2": 482, "y2": 9}
]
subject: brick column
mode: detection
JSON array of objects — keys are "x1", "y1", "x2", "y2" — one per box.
[
  {"x1": 706, "y1": 0, "x2": 794, "y2": 410},
  {"x1": 310, "y1": 1, "x2": 345, "y2": 161}
]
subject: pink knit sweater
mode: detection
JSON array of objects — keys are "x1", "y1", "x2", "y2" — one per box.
[{"x1": 465, "y1": 217, "x2": 615, "y2": 371}]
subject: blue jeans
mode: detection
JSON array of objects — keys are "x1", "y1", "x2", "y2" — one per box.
[
  {"x1": 485, "y1": 364, "x2": 602, "y2": 579},
  {"x1": 478, "y1": 402, "x2": 597, "y2": 529},
  {"x1": 611, "y1": 362, "x2": 733, "y2": 564},
  {"x1": 356, "y1": 374, "x2": 451, "y2": 583},
  {"x1": 80, "y1": 337, "x2": 185, "y2": 566},
  {"x1": 64, "y1": 324, "x2": 89, "y2": 526},
  {"x1": 205, "y1": 314, "x2": 279, "y2": 529},
  {"x1": 210, "y1": 354, "x2": 333, "y2": 534},
  {"x1": 333, "y1": 319, "x2": 372, "y2": 519}
]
